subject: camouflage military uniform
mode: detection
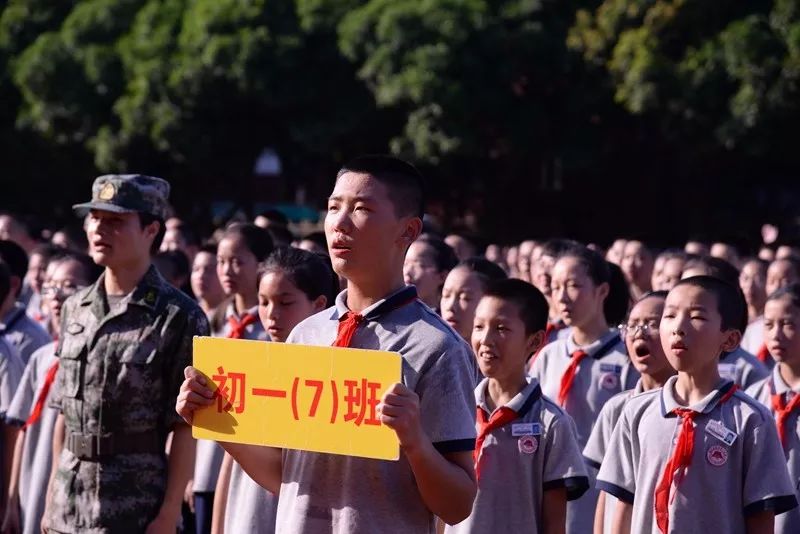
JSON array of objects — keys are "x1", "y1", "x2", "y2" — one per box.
[
  {"x1": 47, "y1": 174, "x2": 210, "y2": 533},
  {"x1": 47, "y1": 265, "x2": 208, "y2": 533}
]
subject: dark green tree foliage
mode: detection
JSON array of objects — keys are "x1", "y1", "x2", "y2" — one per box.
[{"x1": 569, "y1": 0, "x2": 800, "y2": 156}]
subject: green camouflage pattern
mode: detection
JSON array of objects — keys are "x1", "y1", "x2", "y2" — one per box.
[
  {"x1": 72, "y1": 174, "x2": 171, "y2": 220},
  {"x1": 47, "y1": 265, "x2": 209, "y2": 533}
]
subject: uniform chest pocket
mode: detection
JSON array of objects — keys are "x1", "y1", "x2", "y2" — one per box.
[
  {"x1": 57, "y1": 337, "x2": 87, "y2": 399},
  {"x1": 119, "y1": 342, "x2": 159, "y2": 366}
]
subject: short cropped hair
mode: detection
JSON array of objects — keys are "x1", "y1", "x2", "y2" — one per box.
[
  {"x1": 221, "y1": 223, "x2": 274, "y2": 262},
  {"x1": 767, "y1": 283, "x2": 800, "y2": 308},
  {"x1": 540, "y1": 238, "x2": 580, "y2": 259},
  {"x1": 455, "y1": 257, "x2": 508, "y2": 290},
  {"x1": 337, "y1": 155, "x2": 424, "y2": 219},
  {"x1": 683, "y1": 256, "x2": 739, "y2": 286},
  {"x1": 483, "y1": 279, "x2": 549, "y2": 336},
  {"x1": 138, "y1": 213, "x2": 166, "y2": 255},
  {"x1": 673, "y1": 276, "x2": 747, "y2": 332},
  {"x1": 49, "y1": 250, "x2": 103, "y2": 284},
  {"x1": 0, "y1": 240, "x2": 27, "y2": 296},
  {"x1": 417, "y1": 235, "x2": 458, "y2": 273}
]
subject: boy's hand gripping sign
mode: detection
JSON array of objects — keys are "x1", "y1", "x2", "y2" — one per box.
[{"x1": 192, "y1": 337, "x2": 402, "y2": 461}]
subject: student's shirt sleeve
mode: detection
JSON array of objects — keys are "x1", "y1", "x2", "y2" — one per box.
[
  {"x1": 543, "y1": 412, "x2": 590, "y2": 501},
  {"x1": 583, "y1": 397, "x2": 619, "y2": 470},
  {"x1": 5, "y1": 354, "x2": 37, "y2": 425},
  {"x1": 415, "y1": 343, "x2": 476, "y2": 454},
  {"x1": 741, "y1": 362, "x2": 769, "y2": 391},
  {"x1": 742, "y1": 415, "x2": 798, "y2": 516},
  {"x1": 0, "y1": 349, "x2": 24, "y2": 420},
  {"x1": 595, "y1": 406, "x2": 636, "y2": 504}
]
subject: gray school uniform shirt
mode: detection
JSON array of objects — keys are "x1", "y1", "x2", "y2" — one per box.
[
  {"x1": 583, "y1": 380, "x2": 645, "y2": 534},
  {"x1": 445, "y1": 377, "x2": 588, "y2": 534},
  {"x1": 597, "y1": 375, "x2": 798, "y2": 534},
  {"x1": 6, "y1": 341, "x2": 58, "y2": 534},
  {"x1": 746, "y1": 364, "x2": 800, "y2": 534},
  {"x1": 0, "y1": 337, "x2": 24, "y2": 418},
  {"x1": 194, "y1": 303, "x2": 268, "y2": 494},
  {"x1": 529, "y1": 330, "x2": 638, "y2": 534},
  {"x1": 718, "y1": 346, "x2": 769, "y2": 389},
  {"x1": 1, "y1": 304, "x2": 51, "y2": 364},
  {"x1": 278, "y1": 286, "x2": 477, "y2": 534},
  {"x1": 225, "y1": 461, "x2": 278, "y2": 534}
]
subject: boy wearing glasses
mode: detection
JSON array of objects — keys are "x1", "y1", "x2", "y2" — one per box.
[{"x1": 584, "y1": 292, "x2": 675, "y2": 534}]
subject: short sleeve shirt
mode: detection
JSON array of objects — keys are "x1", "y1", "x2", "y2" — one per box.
[
  {"x1": 1, "y1": 304, "x2": 51, "y2": 364},
  {"x1": 7, "y1": 342, "x2": 58, "y2": 534},
  {"x1": 746, "y1": 364, "x2": 800, "y2": 534},
  {"x1": 0, "y1": 337, "x2": 24, "y2": 418},
  {"x1": 445, "y1": 377, "x2": 588, "y2": 534},
  {"x1": 276, "y1": 285, "x2": 477, "y2": 534},
  {"x1": 718, "y1": 347, "x2": 769, "y2": 390},
  {"x1": 597, "y1": 376, "x2": 798, "y2": 534},
  {"x1": 225, "y1": 460, "x2": 278, "y2": 534}
]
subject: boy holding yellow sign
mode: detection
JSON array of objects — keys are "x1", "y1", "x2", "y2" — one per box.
[{"x1": 178, "y1": 156, "x2": 478, "y2": 533}]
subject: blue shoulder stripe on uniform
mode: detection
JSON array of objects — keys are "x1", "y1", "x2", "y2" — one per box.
[
  {"x1": 743, "y1": 495, "x2": 798, "y2": 516},
  {"x1": 596, "y1": 480, "x2": 634, "y2": 504},
  {"x1": 583, "y1": 456, "x2": 602, "y2": 471},
  {"x1": 516, "y1": 383, "x2": 542, "y2": 419},
  {"x1": 433, "y1": 438, "x2": 475, "y2": 454},
  {"x1": 543, "y1": 476, "x2": 591, "y2": 501}
]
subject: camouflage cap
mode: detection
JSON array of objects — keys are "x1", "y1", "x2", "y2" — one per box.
[{"x1": 73, "y1": 174, "x2": 170, "y2": 219}]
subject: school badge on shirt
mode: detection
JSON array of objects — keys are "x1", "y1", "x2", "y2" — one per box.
[
  {"x1": 599, "y1": 363, "x2": 622, "y2": 390},
  {"x1": 514, "y1": 423, "x2": 541, "y2": 454},
  {"x1": 518, "y1": 436, "x2": 538, "y2": 454},
  {"x1": 707, "y1": 445, "x2": 729, "y2": 466}
]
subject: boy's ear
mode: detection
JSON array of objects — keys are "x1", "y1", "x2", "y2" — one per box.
[
  {"x1": 312, "y1": 295, "x2": 328, "y2": 313},
  {"x1": 399, "y1": 217, "x2": 423, "y2": 247},
  {"x1": 719, "y1": 329, "x2": 742, "y2": 353},
  {"x1": 526, "y1": 330, "x2": 546, "y2": 356}
]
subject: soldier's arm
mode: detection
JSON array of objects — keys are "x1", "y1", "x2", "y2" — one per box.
[
  {"x1": 151, "y1": 424, "x2": 195, "y2": 529},
  {"x1": 42, "y1": 413, "x2": 65, "y2": 532}
]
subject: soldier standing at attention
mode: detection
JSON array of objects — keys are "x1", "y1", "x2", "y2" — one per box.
[{"x1": 42, "y1": 175, "x2": 210, "y2": 533}]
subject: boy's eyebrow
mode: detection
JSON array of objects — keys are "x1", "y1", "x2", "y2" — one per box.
[{"x1": 327, "y1": 194, "x2": 376, "y2": 203}]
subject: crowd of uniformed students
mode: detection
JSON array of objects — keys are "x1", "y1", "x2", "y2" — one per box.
[{"x1": 1, "y1": 170, "x2": 800, "y2": 533}]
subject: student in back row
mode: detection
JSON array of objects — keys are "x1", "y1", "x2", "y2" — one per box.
[
  {"x1": 597, "y1": 276, "x2": 797, "y2": 534},
  {"x1": 583, "y1": 291, "x2": 676, "y2": 534},
  {"x1": 447, "y1": 279, "x2": 588, "y2": 533},
  {"x1": 530, "y1": 246, "x2": 638, "y2": 534},
  {"x1": 746, "y1": 283, "x2": 800, "y2": 534},
  {"x1": 212, "y1": 247, "x2": 338, "y2": 534}
]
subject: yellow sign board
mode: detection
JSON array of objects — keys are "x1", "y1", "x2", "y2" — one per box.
[{"x1": 192, "y1": 337, "x2": 402, "y2": 461}]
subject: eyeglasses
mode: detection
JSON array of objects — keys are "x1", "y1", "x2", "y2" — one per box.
[
  {"x1": 618, "y1": 321, "x2": 659, "y2": 338},
  {"x1": 41, "y1": 283, "x2": 84, "y2": 299}
]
